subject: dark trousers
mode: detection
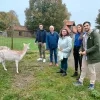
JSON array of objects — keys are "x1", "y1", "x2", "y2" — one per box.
[
  {"x1": 73, "y1": 46, "x2": 82, "y2": 73},
  {"x1": 61, "y1": 58, "x2": 68, "y2": 73},
  {"x1": 38, "y1": 42, "x2": 45, "y2": 59},
  {"x1": 50, "y1": 48, "x2": 57, "y2": 64}
]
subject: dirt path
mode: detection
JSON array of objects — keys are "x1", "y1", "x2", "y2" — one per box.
[{"x1": 68, "y1": 52, "x2": 100, "y2": 81}]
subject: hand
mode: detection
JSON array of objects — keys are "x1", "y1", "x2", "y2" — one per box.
[
  {"x1": 59, "y1": 48, "x2": 62, "y2": 51},
  {"x1": 82, "y1": 51, "x2": 86, "y2": 55},
  {"x1": 79, "y1": 51, "x2": 82, "y2": 55},
  {"x1": 42, "y1": 43, "x2": 46, "y2": 46}
]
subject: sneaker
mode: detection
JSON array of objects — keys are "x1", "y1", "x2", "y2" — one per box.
[
  {"x1": 73, "y1": 81, "x2": 83, "y2": 86},
  {"x1": 62, "y1": 73, "x2": 67, "y2": 76},
  {"x1": 71, "y1": 72, "x2": 78, "y2": 77},
  {"x1": 55, "y1": 64, "x2": 59, "y2": 67},
  {"x1": 49, "y1": 62, "x2": 53, "y2": 66},
  {"x1": 43, "y1": 59, "x2": 46, "y2": 63},
  {"x1": 88, "y1": 84, "x2": 94, "y2": 90},
  {"x1": 37, "y1": 58, "x2": 42, "y2": 61}
]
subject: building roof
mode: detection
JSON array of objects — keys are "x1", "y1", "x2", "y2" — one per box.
[
  {"x1": 63, "y1": 20, "x2": 75, "y2": 26},
  {"x1": 63, "y1": 20, "x2": 76, "y2": 33},
  {"x1": 13, "y1": 25, "x2": 31, "y2": 32}
]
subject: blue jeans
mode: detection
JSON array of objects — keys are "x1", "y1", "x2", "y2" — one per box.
[
  {"x1": 50, "y1": 48, "x2": 58, "y2": 64},
  {"x1": 61, "y1": 58, "x2": 68, "y2": 73}
]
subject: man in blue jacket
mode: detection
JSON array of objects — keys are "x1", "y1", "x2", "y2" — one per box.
[
  {"x1": 35, "y1": 24, "x2": 46, "y2": 63},
  {"x1": 46, "y1": 25, "x2": 59, "y2": 66}
]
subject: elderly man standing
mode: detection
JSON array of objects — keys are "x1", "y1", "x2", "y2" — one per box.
[
  {"x1": 46, "y1": 25, "x2": 59, "y2": 66},
  {"x1": 74, "y1": 21, "x2": 100, "y2": 90}
]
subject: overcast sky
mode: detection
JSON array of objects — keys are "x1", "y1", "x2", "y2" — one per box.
[{"x1": 0, "y1": 0, "x2": 100, "y2": 28}]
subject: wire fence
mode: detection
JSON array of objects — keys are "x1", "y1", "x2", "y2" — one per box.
[{"x1": 0, "y1": 31, "x2": 33, "y2": 50}]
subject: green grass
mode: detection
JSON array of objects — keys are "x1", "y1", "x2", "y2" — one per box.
[
  {"x1": 0, "y1": 36, "x2": 38, "y2": 51},
  {"x1": 0, "y1": 36, "x2": 100, "y2": 100},
  {"x1": 0, "y1": 52, "x2": 100, "y2": 100}
]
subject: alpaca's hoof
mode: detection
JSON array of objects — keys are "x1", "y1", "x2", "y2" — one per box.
[
  {"x1": 17, "y1": 71, "x2": 19, "y2": 74},
  {"x1": 4, "y1": 69, "x2": 7, "y2": 71}
]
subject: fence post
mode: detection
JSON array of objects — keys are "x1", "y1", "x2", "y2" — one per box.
[
  {"x1": 11, "y1": 30, "x2": 13, "y2": 49},
  {"x1": 10, "y1": 25, "x2": 14, "y2": 50}
]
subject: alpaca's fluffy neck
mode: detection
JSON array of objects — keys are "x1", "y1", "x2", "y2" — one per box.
[{"x1": 20, "y1": 46, "x2": 28, "y2": 60}]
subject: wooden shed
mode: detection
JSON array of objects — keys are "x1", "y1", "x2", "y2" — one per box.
[
  {"x1": 63, "y1": 20, "x2": 77, "y2": 33},
  {"x1": 12, "y1": 25, "x2": 33, "y2": 37}
]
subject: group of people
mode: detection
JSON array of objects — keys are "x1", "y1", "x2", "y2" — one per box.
[
  {"x1": 35, "y1": 21, "x2": 100, "y2": 90},
  {"x1": 35, "y1": 24, "x2": 72, "y2": 76}
]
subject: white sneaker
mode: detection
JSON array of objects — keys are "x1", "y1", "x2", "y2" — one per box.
[
  {"x1": 43, "y1": 59, "x2": 46, "y2": 63},
  {"x1": 37, "y1": 58, "x2": 43, "y2": 61}
]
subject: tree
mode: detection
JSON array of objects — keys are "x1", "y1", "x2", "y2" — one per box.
[
  {"x1": 25, "y1": 0, "x2": 71, "y2": 32},
  {"x1": 7, "y1": 10, "x2": 19, "y2": 26},
  {"x1": 0, "y1": 12, "x2": 7, "y2": 31},
  {"x1": 0, "y1": 10, "x2": 20, "y2": 31},
  {"x1": 96, "y1": 9, "x2": 100, "y2": 29},
  {"x1": 0, "y1": 21, "x2": 6, "y2": 31}
]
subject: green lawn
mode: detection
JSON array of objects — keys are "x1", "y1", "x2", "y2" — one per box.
[
  {"x1": 0, "y1": 37, "x2": 100, "y2": 100},
  {"x1": 0, "y1": 36, "x2": 38, "y2": 51}
]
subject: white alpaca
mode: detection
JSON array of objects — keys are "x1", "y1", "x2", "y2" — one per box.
[
  {"x1": 0, "y1": 46, "x2": 10, "y2": 50},
  {"x1": 0, "y1": 43, "x2": 30, "y2": 73}
]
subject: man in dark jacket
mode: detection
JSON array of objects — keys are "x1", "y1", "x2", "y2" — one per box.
[
  {"x1": 46, "y1": 25, "x2": 59, "y2": 66},
  {"x1": 35, "y1": 24, "x2": 46, "y2": 62},
  {"x1": 74, "y1": 21, "x2": 100, "y2": 90}
]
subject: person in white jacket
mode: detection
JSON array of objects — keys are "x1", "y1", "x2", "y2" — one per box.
[{"x1": 57, "y1": 29, "x2": 72, "y2": 76}]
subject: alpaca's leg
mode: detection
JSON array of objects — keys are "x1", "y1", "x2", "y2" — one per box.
[
  {"x1": 15, "y1": 60, "x2": 19, "y2": 73},
  {"x1": 2, "y1": 61, "x2": 7, "y2": 71}
]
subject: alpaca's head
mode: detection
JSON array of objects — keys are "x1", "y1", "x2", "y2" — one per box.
[{"x1": 23, "y1": 43, "x2": 30, "y2": 50}]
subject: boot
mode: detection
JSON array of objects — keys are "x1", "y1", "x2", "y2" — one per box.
[
  {"x1": 71, "y1": 72, "x2": 78, "y2": 77},
  {"x1": 76, "y1": 76, "x2": 80, "y2": 80},
  {"x1": 57, "y1": 69, "x2": 63, "y2": 73}
]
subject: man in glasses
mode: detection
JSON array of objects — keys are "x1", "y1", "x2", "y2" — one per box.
[{"x1": 74, "y1": 21, "x2": 100, "y2": 90}]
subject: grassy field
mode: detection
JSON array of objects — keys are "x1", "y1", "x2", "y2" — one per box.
[
  {"x1": 0, "y1": 37, "x2": 100, "y2": 100},
  {"x1": 0, "y1": 36, "x2": 38, "y2": 51}
]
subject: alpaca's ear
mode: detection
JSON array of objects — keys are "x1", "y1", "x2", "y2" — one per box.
[
  {"x1": 28, "y1": 43, "x2": 30, "y2": 45},
  {"x1": 23, "y1": 43, "x2": 25, "y2": 46}
]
